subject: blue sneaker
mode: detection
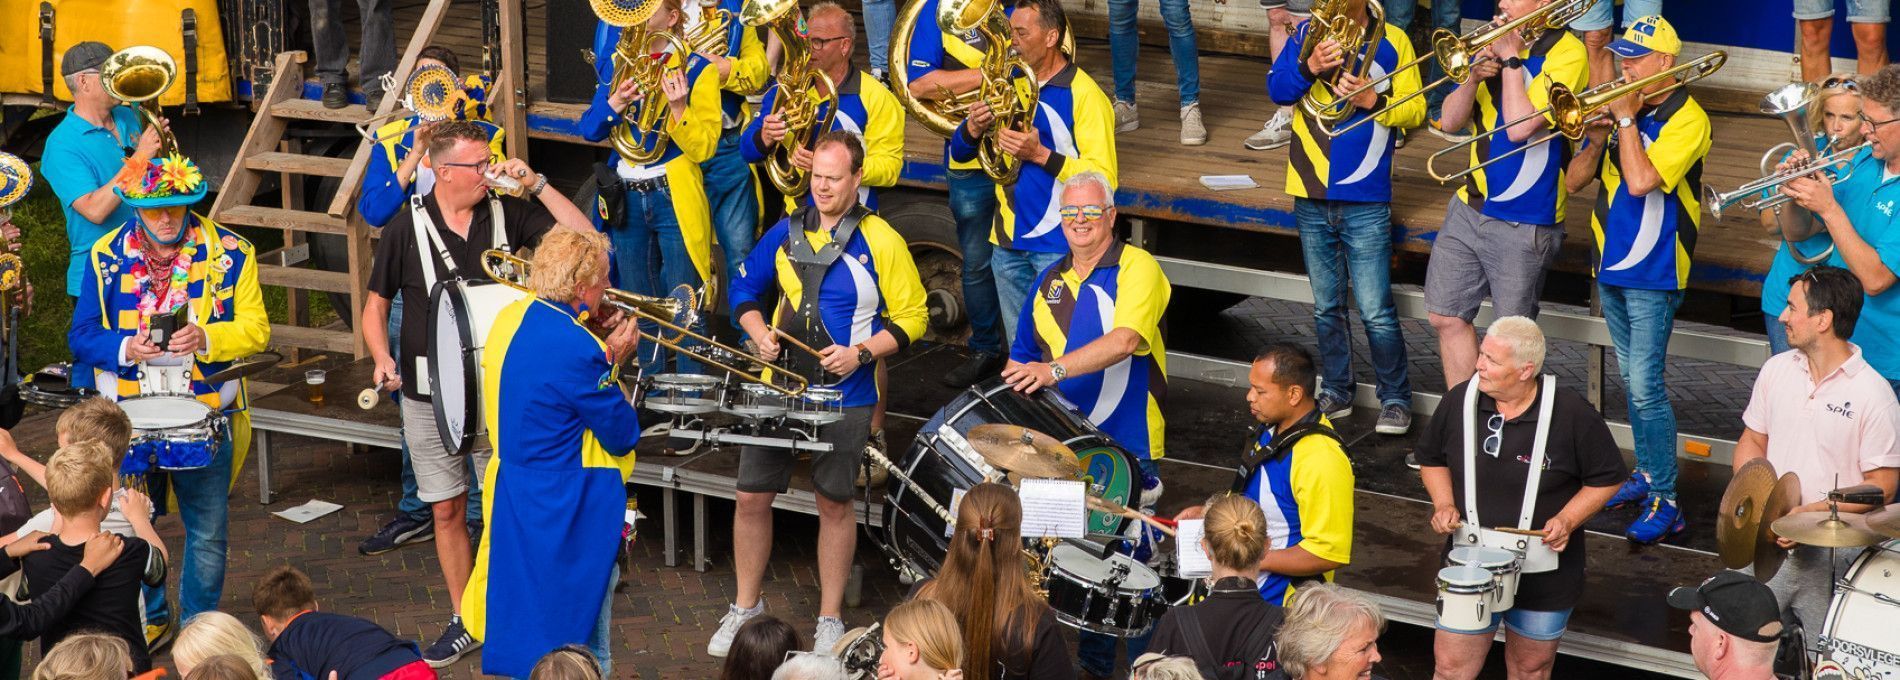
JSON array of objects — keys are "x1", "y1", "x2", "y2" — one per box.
[
  {"x1": 1605, "y1": 471, "x2": 1651, "y2": 509},
  {"x1": 1626, "y1": 496, "x2": 1686, "y2": 545}
]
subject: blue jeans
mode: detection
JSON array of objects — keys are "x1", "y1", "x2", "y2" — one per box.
[
  {"x1": 609, "y1": 183, "x2": 705, "y2": 375},
  {"x1": 704, "y1": 131, "x2": 760, "y2": 279},
  {"x1": 1380, "y1": 0, "x2": 1459, "y2": 118},
  {"x1": 389, "y1": 295, "x2": 480, "y2": 524},
  {"x1": 948, "y1": 169, "x2": 1005, "y2": 355},
  {"x1": 863, "y1": 0, "x2": 896, "y2": 73},
  {"x1": 1600, "y1": 283, "x2": 1684, "y2": 501},
  {"x1": 1079, "y1": 458, "x2": 1162, "y2": 676},
  {"x1": 589, "y1": 563, "x2": 619, "y2": 677},
  {"x1": 1765, "y1": 321, "x2": 1792, "y2": 357},
  {"x1": 1109, "y1": 0, "x2": 1199, "y2": 106},
  {"x1": 1294, "y1": 199, "x2": 1411, "y2": 409},
  {"x1": 992, "y1": 247, "x2": 1067, "y2": 344},
  {"x1": 168, "y1": 432, "x2": 233, "y2": 622}
]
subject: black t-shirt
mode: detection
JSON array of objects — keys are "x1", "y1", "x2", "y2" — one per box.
[
  {"x1": 1148, "y1": 577, "x2": 1286, "y2": 679},
  {"x1": 23, "y1": 534, "x2": 158, "y2": 672},
  {"x1": 1413, "y1": 380, "x2": 1627, "y2": 611},
  {"x1": 268, "y1": 611, "x2": 422, "y2": 680},
  {"x1": 368, "y1": 194, "x2": 555, "y2": 401}
]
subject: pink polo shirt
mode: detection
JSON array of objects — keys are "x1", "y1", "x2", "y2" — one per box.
[{"x1": 1742, "y1": 345, "x2": 1900, "y2": 505}]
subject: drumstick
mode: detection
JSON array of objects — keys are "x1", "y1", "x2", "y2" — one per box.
[
  {"x1": 357, "y1": 377, "x2": 386, "y2": 410},
  {"x1": 1490, "y1": 526, "x2": 1549, "y2": 537},
  {"x1": 1115, "y1": 507, "x2": 1176, "y2": 538},
  {"x1": 771, "y1": 327, "x2": 824, "y2": 357}
]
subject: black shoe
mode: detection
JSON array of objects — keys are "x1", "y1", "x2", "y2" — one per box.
[
  {"x1": 321, "y1": 81, "x2": 348, "y2": 109},
  {"x1": 942, "y1": 351, "x2": 1005, "y2": 389},
  {"x1": 359, "y1": 514, "x2": 435, "y2": 555},
  {"x1": 423, "y1": 618, "x2": 481, "y2": 668},
  {"x1": 363, "y1": 87, "x2": 387, "y2": 112}
]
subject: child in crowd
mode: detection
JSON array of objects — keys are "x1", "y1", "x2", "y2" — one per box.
[
  {"x1": 183, "y1": 655, "x2": 264, "y2": 680},
  {"x1": 174, "y1": 612, "x2": 271, "y2": 679},
  {"x1": 528, "y1": 646, "x2": 602, "y2": 680},
  {"x1": 22, "y1": 443, "x2": 166, "y2": 673},
  {"x1": 877, "y1": 599, "x2": 964, "y2": 680},
  {"x1": 31, "y1": 633, "x2": 134, "y2": 680},
  {"x1": 0, "y1": 529, "x2": 122, "y2": 680},
  {"x1": 253, "y1": 566, "x2": 432, "y2": 680},
  {"x1": 718, "y1": 616, "x2": 802, "y2": 680}
]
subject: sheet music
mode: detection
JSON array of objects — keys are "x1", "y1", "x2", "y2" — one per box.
[
  {"x1": 945, "y1": 487, "x2": 967, "y2": 539},
  {"x1": 272, "y1": 499, "x2": 343, "y2": 524},
  {"x1": 1174, "y1": 519, "x2": 1213, "y2": 578},
  {"x1": 1018, "y1": 479, "x2": 1086, "y2": 539}
]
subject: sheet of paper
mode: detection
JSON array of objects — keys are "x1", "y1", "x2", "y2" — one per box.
[
  {"x1": 625, "y1": 508, "x2": 647, "y2": 526},
  {"x1": 1174, "y1": 519, "x2": 1213, "y2": 578},
  {"x1": 1199, "y1": 174, "x2": 1259, "y2": 191},
  {"x1": 1018, "y1": 479, "x2": 1087, "y2": 539},
  {"x1": 272, "y1": 499, "x2": 343, "y2": 524}
]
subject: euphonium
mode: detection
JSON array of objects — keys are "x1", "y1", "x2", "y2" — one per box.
[
  {"x1": 100, "y1": 46, "x2": 179, "y2": 157},
  {"x1": 940, "y1": 0, "x2": 1040, "y2": 184},
  {"x1": 594, "y1": 0, "x2": 694, "y2": 167},
  {"x1": 1295, "y1": 0, "x2": 1386, "y2": 124},
  {"x1": 683, "y1": 0, "x2": 735, "y2": 56},
  {"x1": 888, "y1": 0, "x2": 1074, "y2": 137},
  {"x1": 742, "y1": 0, "x2": 838, "y2": 196}
]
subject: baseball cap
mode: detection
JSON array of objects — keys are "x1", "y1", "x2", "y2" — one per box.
[
  {"x1": 1667, "y1": 571, "x2": 1784, "y2": 643},
  {"x1": 1608, "y1": 16, "x2": 1682, "y2": 58},
  {"x1": 60, "y1": 41, "x2": 113, "y2": 77}
]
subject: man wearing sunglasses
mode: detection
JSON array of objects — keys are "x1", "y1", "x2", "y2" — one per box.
[{"x1": 1414, "y1": 316, "x2": 1626, "y2": 680}]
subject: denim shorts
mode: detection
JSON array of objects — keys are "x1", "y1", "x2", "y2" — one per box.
[
  {"x1": 1258, "y1": 0, "x2": 1312, "y2": 15},
  {"x1": 1794, "y1": 0, "x2": 1891, "y2": 22},
  {"x1": 1437, "y1": 607, "x2": 1572, "y2": 641},
  {"x1": 1569, "y1": 0, "x2": 1663, "y2": 31}
]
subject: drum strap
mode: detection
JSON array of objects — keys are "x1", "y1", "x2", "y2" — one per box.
[
  {"x1": 1461, "y1": 373, "x2": 1556, "y2": 531},
  {"x1": 781, "y1": 205, "x2": 867, "y2": 367},
  {"x1": 181, "y1": 9, "x2": 201, "y2": 115},
  {"x1": 1228, "y1": 417, "x2": 1341, "y2": 494},
  {"x1": 38, "y1": 3, "x2": 55, "y2": 107},
  {"x1": 410, "y1": 194, "x2": 507, "y2": 294}
]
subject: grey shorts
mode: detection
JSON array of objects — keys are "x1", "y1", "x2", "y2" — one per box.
[
  {"x1": 737, "y1": 406, "x2": 873, "y2": 502},
  {"x1": 1760, "y1": 545, "x2": 1858, "y2": 652},
  {"x1": 1259, "y1": 0, "x2": 1312, "y2": 16},
  {"x1": 1794, "y1": 0, "x2": 1891, "y2": 22},
  {"x1": 1423, "y1": 197, "x2": 1563, "y2": 323},
  {"x1": 401, "y1": 397, "x2": 491, "y2": 504}
]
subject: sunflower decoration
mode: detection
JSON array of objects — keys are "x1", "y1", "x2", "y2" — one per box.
[{"x1": 117, "y1": 153, "x2": 209, "y2": 208}]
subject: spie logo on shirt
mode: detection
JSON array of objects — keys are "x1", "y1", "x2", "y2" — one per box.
[
  {"x1": 1878, "y1": 201, "x2": 1896, "y2": 218},
  {"x1": 1827, "y1": 401, "x2": 1857, "y2": 420}
]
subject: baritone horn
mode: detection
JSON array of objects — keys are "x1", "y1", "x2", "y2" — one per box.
[
  {"x1": 1428, "y1": 51, "x2": 1727, "y2": 184},
  {"x1": 684, "y1": 0, "x2": 735, "y2": 56},
  {"x1": 743, "y1": 0, "x2": 838, "y2": 196},
  {"x1": 939, "y1": 0, "x2": 1039, "y2": 184},
  {"x1": 1296, "y1": 0, "x2": 1386, "y2": 124},
  {"x1": 100, "y1": 46, "x2": 180, "y2": 157},
  {"x1": 594, "y1": 0, "x2": 694, "y2": 166},
  {"x1": 480, "y1": 249, "x2": 815, "y2": 396},
  {"x1": 353, "y1": 64, "x2": 465, "y2": 142}
]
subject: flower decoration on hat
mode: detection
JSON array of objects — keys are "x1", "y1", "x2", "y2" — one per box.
[{"x1": 117, "y1": 153, "x2": 208, "y2": 208}]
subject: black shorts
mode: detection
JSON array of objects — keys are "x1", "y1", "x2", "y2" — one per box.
[{"x1": 736, "y1": 406, "x2": 873, "y2": 502}]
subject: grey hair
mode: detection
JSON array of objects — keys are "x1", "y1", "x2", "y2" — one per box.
[
  {"x1": 1061, "y1": 171, "x2": 1114, "y2": 209},
  {"x1": 1130, "y1": 653, "x2": 1205, "y2": 680},
  {"x1": 769, "y1": 653, "x2": 847, "y2": 680},
  {"x1": 808, "y1": 1, "x2": 856, "y2": 40},
  {"x1": 1277, "y1": 585, "x2": 1385, "y2": 679},
  {"x1": 1485, "y1": 316, "x2": 1547, "y2": 374},
  {"x1": 63, "y1": 73, "x2": 85, "y2": 94}
]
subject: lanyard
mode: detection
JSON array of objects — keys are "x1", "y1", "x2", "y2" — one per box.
[{"x1": 1461, "y1": 373, "x2": 1556, "y2": 530}]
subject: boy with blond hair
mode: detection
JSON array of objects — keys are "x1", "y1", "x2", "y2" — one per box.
[{"x1": 23, "y1": 442, "x2": 167, "y2": 672}]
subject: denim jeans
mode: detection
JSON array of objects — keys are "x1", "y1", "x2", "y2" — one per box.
[
  {"x1": 308, "y1": 0, "x2": 395, "y2": 87},
  {"x1": 1599, "y1": 283, "x2": 1684, "y2": 501},
  {"x1": 1765, "y1": 321, "x2": 1792, "y2": 357},
  {"x1": 389, "y1": 295, "x2": 480, "y2": 524},
  {"x1": 703, "y1": 131, "x2": 761, "y2": 279},
  {"x1": 1294, "y1": 199, "x2": 1411, "y2": 408},
  {"x1": 1379, "y1": 0, "x2": 1459, "y2": 118},
  {"x1": 948, "y1": 169, "x2": 1005, "y2": 355},
  {"x1": 992, "y1": 247, "x2": 1067, "y2": 344},
  {"x1": 609, "y1": 184, "x2": 705, "y2": 375},
  {"x1": 168, "y1": 431, "x2": 233, "y2": 622},
  {"x1": 863, "y1": 0, "x2": 897, "y2": 73},
  {"x1": 589, "y1": 563, "x2": 619, "y2": 677},
  {"x1": 1109, "y1": 0, "x2": 1200, "y2": 106}
]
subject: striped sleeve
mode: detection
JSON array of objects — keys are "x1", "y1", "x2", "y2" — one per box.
[
  {"x1": 1111, "y1": 249, "x2": 1169, "y2": 356},
  {"x1": 1648, "y1": 101, "x2": 1711, "y2": 192},
  {"x1": 1289, "y1": 441, "x2": 1355, "y2": 565},
  {"x1": 1373, "y1": 24, "x2": 1426, "y2": 131},
  {"x1": 859, "y1": 78, "x2": 907, "y2": 189}
]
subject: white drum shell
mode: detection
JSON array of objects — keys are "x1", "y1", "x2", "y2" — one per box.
[
  {"x1": 1820, "y1": 540, "x2": 1900, "y2": 674},
  {"x1": 1450, "y1": 546, "x2": 1522, "y2": 613},
  {"x1": 430, "y1": 279, "x2": 529, "y2": 455},
  {"x1": 1436, "y1": 565, "x2": 1496, "y2": 632}
]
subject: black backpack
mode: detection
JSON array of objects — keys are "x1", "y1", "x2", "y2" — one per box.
[{"x1": 1174, "y1": 605, "x2": 1287, "y2": 680}]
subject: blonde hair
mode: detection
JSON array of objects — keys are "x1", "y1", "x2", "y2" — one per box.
[
  {"x1": 174, "y1": 612, "x2": 270, "y2": 680},
  {"x1": 1277, "y1": 584, "x2": 1385, "y2": 679},
  {"x1": 184, "y1": 655, "x2": 261, "y2": 680},
  {"x1": 527, "y1": 229, "x2": 612, "y2": 304},
  {"x1": 1202, "y1": 494, "x2": 1268, "y2": 572},
  {"x1": 57, "y1": 397, "x2": 133, "y2": 454},
  {"x1": 33, "y1": 633, "x2": 132, "y2": 680},
  {"x1": 529, "y1": 645, "x2": 602, "y2": 680},
  {"x1": 1485, "y1": 316, "x2": 1546, "y2": 374},
  {"x1": 885, "y1": 599, "x2": 963, "y2": 672},
  {"x1": 45, "y1": 442, "x2": 114, "y2": 517},
  {"x1": 1813, "y1": 72, "x2": 1864, "y2": 140}
]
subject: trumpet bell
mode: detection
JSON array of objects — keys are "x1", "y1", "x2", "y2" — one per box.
[{"x1": 100, "y1": 46, "x2": 177, "y2": 103}]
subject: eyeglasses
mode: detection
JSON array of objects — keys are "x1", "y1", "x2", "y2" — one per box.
[
  {"x1": 1859, "y1": 113, "x2": 1900, "y2": 130},
  {"x1": 1824, "y1": 75, "x2": 1860, "y2": 92},
  {"x1": 808, "y1": 35, "x2": 850, "y2": 49},
  {"x1": 1483, "y1": 414, "x2": 1505, "y2": 458},
  {"x1": 437, "y1": 158, "x2": 492, "y2": 175},
  {"x1": 1059, "y1": 204, "x2": 1107, "y2": 222}
]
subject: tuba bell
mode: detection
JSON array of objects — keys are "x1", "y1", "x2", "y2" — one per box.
[
  {"x1": 743, "y1": 0, "x2": 838, "y2": 196},
  {"x1": 100, "y1": 46, "x2": 180, "y2": 158},
  {"x1": 0, "y1": 153, "x2": 31, "y2": 224},
  {"x1": 594, "y1": 0, "x2": 695, "y2": 167}
]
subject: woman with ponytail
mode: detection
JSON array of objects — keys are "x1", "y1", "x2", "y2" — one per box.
[
  {"x1": 912, "y1": 483, "x2": 1074, "y2": 680},
  {"x1": 1148, "y1": 494, "x2": 1288, "y2": 680}
]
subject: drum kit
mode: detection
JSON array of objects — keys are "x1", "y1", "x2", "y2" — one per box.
[{"x1": 637, "y1": 355, "x2": 850, "y2": 455}]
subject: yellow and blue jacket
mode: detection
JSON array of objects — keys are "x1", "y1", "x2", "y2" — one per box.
[
  {"x1": 950, "y1": 63, "x2": 1118, "y2": 254},
  {"x1": 1587, "y1": 87, "x2": 1710, "y2": 291},
  {"x1": 1242, "y1": 413, "x2": 1354, "y2": 605},
  {"x1": 1456, "y1": 29, "x2": 1589, "y2": 226},
  {"x1": 1268, "y1": 18, "x2": 1425, "y2": 202},
  {"x1": 741, "y1": 69, "x2": 906, "y2": 211}
]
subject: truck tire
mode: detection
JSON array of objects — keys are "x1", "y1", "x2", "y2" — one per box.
[{"x1": 879, "y1": 195, "x2": 968, "y2": 344}]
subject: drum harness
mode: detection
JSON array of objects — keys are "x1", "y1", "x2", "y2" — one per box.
[
  {"x1": 1458, "y1": 373, "x2": 1559, "y2": 574},
  {"x1": 780, "y1": 205, "x2": 869, "y2": 386},
  {"x1": 410, "y1": 193, "x2": 508, "y2": 397},
  {"x1": 1228, "y1": 407, "x2": 1340, "y2": 597}
]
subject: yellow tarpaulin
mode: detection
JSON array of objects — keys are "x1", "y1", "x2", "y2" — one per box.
[{"x1": 0, "y1": 0, "x2": 233, "y2": 104}]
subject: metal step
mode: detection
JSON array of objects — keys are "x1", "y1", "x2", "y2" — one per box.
[
  {"x1": 215, "y1": 206, "x2": 349, "y2": 235},
  {"x1": 245, "y1": 151, "x2": 350, "y2": 178}
]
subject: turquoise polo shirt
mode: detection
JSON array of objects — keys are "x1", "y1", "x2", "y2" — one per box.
[
  {"x1": 41, "y1": 105, "x2": 143, "y2": 294},
  {"x1": 1824, "y1": 146, "x2": 1900, "y2": 380}
]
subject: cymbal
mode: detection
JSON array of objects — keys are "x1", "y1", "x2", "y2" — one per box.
[
  {"x1": 965, "y1": 424, "x2": 1081, "y2": 479},
  {"x1": 202, "y1": 351, "x2": 283, "y2": 384},
  {"x1": 1756, "y1": 472, "x2": 1801, "y2": 582},
  {"x1": 1771, "y1": 510, "x2": 1882, "y2": 548},
  {"x1": 1718, "y1": 459, "x2": 1778, "y2": 569},
  {"x1": 1864, "y1": 503, "x2": 1900, "y2": 539}
]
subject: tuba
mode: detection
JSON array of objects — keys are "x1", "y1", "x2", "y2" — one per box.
[
  {"x1": 743, "y1": 0, "x2": 838, "y2": 196},
  {"x1": 595, "y1": 0, "x2": 695, "y2": 167},
  {"x1": 941, "y1": 0, "x2": 1039, "y2": 184},
  {"x1": 683, "y1": 0, "x2": 735, "y2": 56},
  {"x1": 100, "y1": 46, "x2": 180, "y2": 158},
  {"x1": 353, "y1": 64, "x2": 466, "y2": 142},
  {"x1": 1296, "y1": 0, "x2": 1387, "y2": 124}
]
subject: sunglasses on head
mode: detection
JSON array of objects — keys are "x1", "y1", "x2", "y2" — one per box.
[
  {"x1": 1824, "y1": 75, "x2": 1860, "y2": 92},
  {"x1": 1059, "y1": 204, "x2": 1107, "y2": 222}
]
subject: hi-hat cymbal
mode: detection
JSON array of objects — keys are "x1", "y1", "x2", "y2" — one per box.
[
  {"x1": 1771, "y1": 510, "x2": 1882, "y2": 548},
  {"x1": 1864, "y1": 503, "x2": 1900, "y2": 539},
  {"x1": 966, "y1": 424, "x2": 1081, "y2": 479},
  {"x1": 1718, "y1": 459, "x2": 1778, "y2": 569},
  {"x1": 1755, "y1": 472, "x2": 1801, "y2": 581}
]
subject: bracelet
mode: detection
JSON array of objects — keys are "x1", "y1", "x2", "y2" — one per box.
[{"x1": 530, "y1": 173, "x2": 549, "y2": 197}]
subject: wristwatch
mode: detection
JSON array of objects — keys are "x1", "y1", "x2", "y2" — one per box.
[
  {"x1": 529, "y1": 173, "x2": 549, "y2": 197},
  {"x1": 1616, "y1": 117, "x2": 1636, "y2": 130},
  {"x1": 855, "y1": 343, "x2": 873, "y2": 367},
  {"x1": 1049, "y1": 362, "x2": 1068, "y2": 382},
  {"x1": 1502, "y1": 56, "x2": 1524, "y2": 70}
]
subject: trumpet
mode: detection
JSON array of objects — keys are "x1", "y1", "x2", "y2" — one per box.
[
  {"x1": 354, "y1": 65, "x2": 466, "y2": 142},
  {"x1": 480, "y1": 249, "x2": 815, "y2": 396},
  {"x1": 743, "y1": 0, "x2": 838, "y2": 196},
  {"x1": 1704, "y1": 81, "x2": 1856, "y2": 264},
  {"x1": 1296, "y1": 0, "x2": 1386, "y2": 124},
  {"x1": 100, "y1": 46, "x2": 180, "y2": 158},
  {"x1": 1428, "y1": 51, "x2": 1726, "y2": 184},
  {"x1": 1316, "y1": 0, "x2": 1597, "y2": 137},
  {"x1": 594, "y1": 0, "x2": 695, "y2": 166},
  {"x1": 1707, "y1": 142, "x2": 1866, "y2": 217}
]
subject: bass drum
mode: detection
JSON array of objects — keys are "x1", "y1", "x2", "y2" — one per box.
[
  {"x1": 1816, "y1": 540, "x2": 1900, "y2": 679},
  {"x1": 429, "y1": 278, "x2": 529, "y2": 456},
  {"x1": 878, "y1": 377, "x2": 1143, "y2": 578}
]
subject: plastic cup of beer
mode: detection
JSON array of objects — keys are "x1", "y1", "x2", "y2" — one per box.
[{"x1": 305, "y1": 369, "x2": 327, "y2": 408}]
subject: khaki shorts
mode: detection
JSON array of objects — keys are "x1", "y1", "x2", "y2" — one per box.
[{"x1": 401, "y1": 398, "x2": 491, "y2": 504}]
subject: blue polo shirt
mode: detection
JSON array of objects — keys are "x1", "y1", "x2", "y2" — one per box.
[
  {"x1": 1761, "y1": 134, "x2": 1839, "y2": 318},
  {"x1": 41, "y1": 106, "x2": 143, "y2": 293},
  {"x1": 1824, "y1": 146, "x2": 1900, "y2": 380}
]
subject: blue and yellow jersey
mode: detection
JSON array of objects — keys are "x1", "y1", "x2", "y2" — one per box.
[
  {"x1": 729, "y1": 211, "x2": 929, "y2": 407},
  {"x1": 741, "y1": 70, "x2": 906, "y2": 211},
  {"x1": 1588, "y1": 88, "x2": 1711, "y2": 291},
  {"x1": 68, "y1": 217, "x2": 268, "y2": 411},
  {"x1": 357, "y1": 119, "x2": 505, "y2": 228},
  {"x1": 464, "y1": 297, "x2": 639, "y2": 678},
  {"x1": 1008, "y1": 241, "x2": 1169, "y2": 459},
  {"x1": 1267, "y1": 19, "x2": 1425, "y2": 202},
  {"x1": 1824, "y1": 146, "x2": 1900, "y2": 380},
  {"x1": 902, "y1": 0, "x2": 986, "y2": 172},
  {"x1": 1243, "y1": 416, "x2": 1354, "y2": 605},
  {"x1": 949, "y1": 64, "x2": 1118, "y2": 254},
  {"x1": 1454, "y1": 30, "x2": 1589, "y2": 226}
]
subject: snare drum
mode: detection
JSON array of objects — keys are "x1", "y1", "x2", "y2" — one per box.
[
  {"x1": 1436, "y1": 565, "x2": 1496, "y2": 632},
  {"x1": 121, "y1": 395, "x2": 227, "y2": 471},
  {"x1": 643, "y1": 374, "x2": 725, "y2": 415},
  {"x1": 429, "y1": 279, "x2": 529, "y2": 455},
  {"x1": 1817, "y1": 540, "x2": 1900, "y2": 675},
  {"x1": 1043, "y1": 543, "x2": 1164, "y2": 637},
  {"x1": 787, "y1": 387, "x2": 845, "y2": 425},
  {"x1": 723, "y1": 382, "x2": 788, "y2": 420},
  {"x1": 1449, "y1": 546, "x2": 1521, "y2": 612}
]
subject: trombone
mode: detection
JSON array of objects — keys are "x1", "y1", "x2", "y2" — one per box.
[
  {"x1": 354, "y1": 64, "x2": 466, "y2": 143},
  {"x1": 1295, "y1": 0, "x2": 1386, "y2": 124},
  {"x1": 1427, "y1": 51, "x2": 1727, "y2": 184},
  {"x1": 1315, "y1": 0, "x2": 1597, "y2": 137},
  {"x1": 480, "y1": 249, "x2": 817, "y2": 397}
]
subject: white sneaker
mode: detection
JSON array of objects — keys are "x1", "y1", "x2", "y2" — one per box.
[
  {"x1": 1244, "y1": 108, "x2": 1293, "y2": 150},
  {"x1": 1179, "y1": 103, "x2": 1207, "y2": 146},
  {"x1": 707, "y1": 603, "x2": 764, "y2": 657},
  {"x1": 813, "y1": 616, "x2": 846, "y2": 653},
  {"x1": 1114, "y1": 99, "x2": 1140, "y2": 133}
]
